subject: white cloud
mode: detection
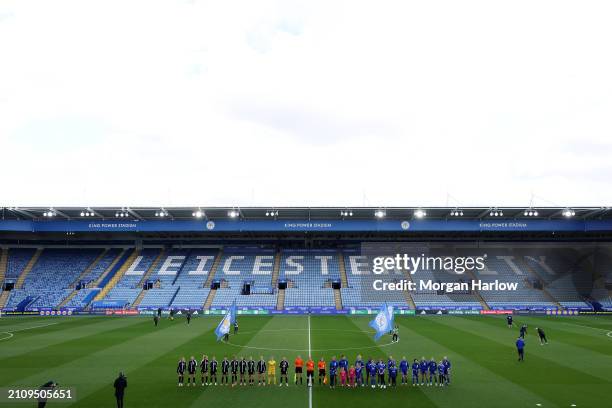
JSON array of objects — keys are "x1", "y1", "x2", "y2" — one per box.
[{"x1": 1, "y1": 0, "x2": 611, "y2": 207}]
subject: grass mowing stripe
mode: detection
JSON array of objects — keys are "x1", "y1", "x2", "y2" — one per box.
[
  {"x1": 477, "y1": 315, "x2": 612, "y2": 357},
  {"x1": 73, "y1": 318, "x2": 226, "y2": 408},
  {"x1": 0, "y1": 317, "x2": 135, "y2": 361},
  {"x1": 55, "y1": 316, "x2": 221, "y2": 406},
  {"x1": 186, "y1": 315, "x2": 309, "y2": 408},
  {"x1": 421, "y1": 316, "x2": 609, "y2": 406},
  {"x1": 0, "y1": 318, "x2": 157, "y2": 386},
  {"x1": 312, "y1": 316, "x2": 438, "y2": 408},
  {"x1": 439, "y1": 316, "x2": 612, "y2": 382},
  {"x1": 394, "y1": 317, "x2": 556, "y2": 408}
]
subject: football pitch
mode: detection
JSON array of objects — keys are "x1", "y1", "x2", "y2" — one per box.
[{"x1": 0, "y1": 314, "x2": 611, "y2": 407}]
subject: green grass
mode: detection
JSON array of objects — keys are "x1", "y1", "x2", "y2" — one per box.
[{"x1": 0, "y1": 314, "x2": 611, "y2": 407}]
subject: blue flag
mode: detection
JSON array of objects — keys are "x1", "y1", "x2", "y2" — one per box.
[
  {"x1": 214, "y1": 300, "x2": 236, "y2": 341},
  {"x1": 369, "y1": 302, "x2": 393, "y2": 340}
]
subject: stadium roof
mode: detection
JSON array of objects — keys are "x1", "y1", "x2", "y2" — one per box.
[{"x1": 1, "y1": 206, "x2": 611, "y2": 221}]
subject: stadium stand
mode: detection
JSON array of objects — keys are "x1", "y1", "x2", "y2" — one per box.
[
  {"x1": 341, "y1": 250, "x2": 409, "y2": 308},
  {"x1": 5, "y1": 248, "x2": 101, "y2": 309},
  {"x1": 281, "y1": 249, "x2": 338, "y2": 307},
  {"x1": 473, "y1": 253, "x2": 557, "y2": 309},
  {"x1": 170, "y1": 249, "x2": 218, "y2": 308},
  {"x1": 0, "y1": 244, "x2": 609, "y2": 312},
  {"x1": 211, "y1": 247, "x2": 277, "y2": 308}
]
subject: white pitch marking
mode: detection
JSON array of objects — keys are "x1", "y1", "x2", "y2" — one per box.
[{"x1": 308, "y1": 314, "x2": 312, "y2": 408}]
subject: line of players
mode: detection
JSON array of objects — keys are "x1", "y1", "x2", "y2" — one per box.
[{"x1": 176, "y1": 354, "x2": 452, "y2": 389}]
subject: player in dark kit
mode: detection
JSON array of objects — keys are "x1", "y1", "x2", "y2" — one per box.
[
  {"x1": 257, "y1": 356, "x2": 267, "y2": 386},
  {"x1": 279, "y1": 357, "x2": 289, "y2": 386},
  {"x1": 200, "y1": 355, "x2": 209, "y2": 386},
  {"x1": 239, "y1": 357, "x2": 247, "y2": 385},
  {"x1": 516, "y1": 337, "x2": 525, "y2": 361},
  {"x1": 230, "y1": 356, "x2": 239, "y2": 386},
  {"x1": 519, "y1": 324, "x2": 527, "y2": 339},
  {"x1": 221, "y1": 357, "x2": 230, "y2": 385},
  {"x1": 536, "y1": 327, "x2": 548, "y2": 345},
  {"x1": 247, "y1": 356, "x2": 256, "y2": 385},
  {"x1": 177, "y1": 357, "x2": 186, "y2": 386},
  {"x1": 210, "y1": 357, "x2": 218, "y2": 385},
  {"x1": 186, "y1": 310, "x2": 192, "y2": 325},
  {"x1": 507, "y1": 314, "x2": 513, "y2": 328},
  {"x1": 234, "y1": 321, "x2": 239, "y2": 334},
  {"x1": 187, "y1": 356, "x2": 197, "y2": 386},
  {"x1": 153, "y1": 314, "x2": 159, "y2": 327}
]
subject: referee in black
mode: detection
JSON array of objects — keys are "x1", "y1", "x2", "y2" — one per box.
[{"x1": 113, "y1": 372, "x2": 127, "y2": 408}]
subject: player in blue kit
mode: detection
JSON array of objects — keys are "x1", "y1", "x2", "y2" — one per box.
[
  {"x1": 516, "y1": 337, "x2": 525, "y2": 362},
  {"x1": 387, "y1": 356, "x2": 396, "y2": 370},
  {"x1": 388, "y1": 364, "x2": 398, "y2": 387},
  {"x1": 399, "y1": 357, "x2": 408, "y2": 385},
  {"x1": 368, "y1": 360, "x2": 377, "y2": 388},
  {"x1": 411, "y1": 359, "x2": 419, "y2": 386},
  {"x1": 419, "y1": 357, "x2": 428, "y2": 385},
  {"x1": 339, "y1": 355, "x2": 348, "y2": 373},
  {"x1": 329, "y1": 356, "x2": 339, "y2": 389},
  {"x1": 355, "y1": 355, "x2": 364, "y2": 387},
  {"x1": 377, "y1": 359, "x2": 386, "y2": 389},
  {"x1": 355, "y1": 361, "x2": 363, "y2": 387},
  {"x1": 437, "y1": 361, "x2": 446, "y2": 386},
  {"x1": 442, "y1": 356, "x2": 451, "y2": 384},
  {"x1": 428, "y1": 358, "x2": 437, "y2": 386},
  {"x1": 365, "y1": 358, "x2": 373, "y2": 385}
]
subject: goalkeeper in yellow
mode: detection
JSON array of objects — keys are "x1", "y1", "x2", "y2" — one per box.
[{"x1": 267, "y1": 356, "x2": 277, "y2": 385}]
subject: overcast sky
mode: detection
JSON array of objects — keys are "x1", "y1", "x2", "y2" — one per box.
[{"x1": 1, "y1": 0, "x2": 611, "y2": 208}]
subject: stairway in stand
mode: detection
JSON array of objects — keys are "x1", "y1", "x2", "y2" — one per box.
[
  {"x1": 131, "y1": 249, "x2": 167, "y2": 308},
  {"x1": 465, "y1": 269, "x2": 490, "y2": 310},
  {"x1": 400, "y1": 270, "x2": 417, "y2": 309},
  {"x1": 201, "y1": 249, "x2": 224, "y2": 310},
  {"x1": 94, "y1": 249, "x2": 140, "y2": 302},
  {"x1": 0, "y1": 248, "x2": 8, "y2": 285},
  {"x1": 203, "y1": 288, "x2": 217, "y2": 310},
  {"x1": 1, "y1": 248, "x2": 42, "y2": 309},
  {"x1": 15, "y1": 248, "x2": 43, "y2": 289},
  {"x1": 515, "y1": 256, "x2": 562, "y2": 308},
  {"x1": 333, "y1": 288, "x2": 343, "y2": 310},
  {"x1": 276, "y1": 288, "x2": 285, "y2": 311},
  {"x1": 338, "y1": 252, "x2": 349, "y2": 288},
  {"x1": 271, "y1": 249, "x2": 281, "y2": 288}
]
